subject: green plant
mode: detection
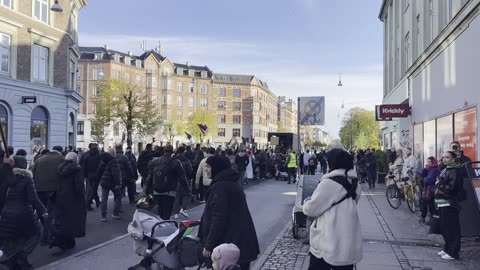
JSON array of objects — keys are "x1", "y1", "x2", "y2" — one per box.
[{"x1": 375, "y1": 150, "x2": 388, "y2": 173}]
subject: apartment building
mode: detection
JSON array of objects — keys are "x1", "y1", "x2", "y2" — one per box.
[
  {"x1": 277, "y1": 96, "x2": 297, "y2": 134},
  {"x1": 0, "y1": 0, "x2": 86, "y2": 158},
  {"x1": 379, "y1": 0, "x2": 477, "y2": 163},
  {"x1": 78, "y1": 45, "x2": 281, "y2": 150},
  {"x1": 211, "y1": 74, "x2": 278, "y2": 149}
]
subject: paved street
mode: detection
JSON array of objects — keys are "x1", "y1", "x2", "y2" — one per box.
[{"x1": 35, "y1": 178, "x2": 296, "y2": 270}]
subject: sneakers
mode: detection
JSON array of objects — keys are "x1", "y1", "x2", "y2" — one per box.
[
  {"x1": 174, "y1": 214, "x2": 180, "y2": 219},
  {"x1": 180, "y1": 209, "x2": 189, "y2": 218},
  {"x1": 101, "y1": 217, "x2": 107, "y2": 222},
  {"x1": 437, "y1": 250, "x2": 446, "y2": 256},
  {"x1": 111, "y1": 214, "x2": 121, "y2": 219},
  {"x1": 441, "y1": 253, "x2": 455, "y2": 260}
]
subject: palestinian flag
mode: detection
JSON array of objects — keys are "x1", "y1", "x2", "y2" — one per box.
[{"x1": 197, "y1": 124, "x2": 208, "y2": 135}]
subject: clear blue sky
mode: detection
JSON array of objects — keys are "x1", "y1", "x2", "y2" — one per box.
[{"x1": 79, "y1": 0, "x2": 384, "y2": 138}]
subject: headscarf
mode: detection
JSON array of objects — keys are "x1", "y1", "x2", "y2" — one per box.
[
  {"x1": 426, "y1": 156, "x2": 438, "y2": 169},
  {"x1": 65, "y1": 152, "x2": 78, "y2": 163},
  {"x1": 206, "y1": 156, "x2": 230, "y2": 179},
  {"x1": 212, "y1": 243, "x2": 240, "y2": 270}
]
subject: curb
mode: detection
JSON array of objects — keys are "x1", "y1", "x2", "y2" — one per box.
[{"x1": 251, "y1": 220, "x2": 293, "y2": 270}]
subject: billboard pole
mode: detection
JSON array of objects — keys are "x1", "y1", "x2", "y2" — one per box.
[{"x1": 297, "y1": 97, "x2": 301, "y2": 154}]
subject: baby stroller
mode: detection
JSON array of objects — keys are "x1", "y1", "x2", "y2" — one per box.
[
  {"x1": 127, "y1": 209, "x2": 203, "y2": 270},
  {"x1": 275, "y1": 164, "x2": 289, "y2": 181}
]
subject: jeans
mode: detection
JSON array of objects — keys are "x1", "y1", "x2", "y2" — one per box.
[
  {"x1": 173, "y1": 191, "x2": 190, "y2": 214},
  {"x1": 239, "y1": 169, "x2": 246, "y2": 184},
  {"x1": 121, "y1": 180, "x2": 136, "y2": 203},
  {"x1": 366, "y1": 169, "x2": 376, "y2": 188},
  {"x1": 154, "y1": 195, "x2": 175, "y2": 220},
  {"x1": 308, "y1": 254, "x2": 353, "y2": 270},
  {"x1": 308, "y1": 165, "x2": 316, "y2": 175},
  {"x1": 37, "y1": 191, "x2": 56, "y2": 243},
  {"x1": 439, "y1": 206, "x2": 461, "y2": 258},
  {"x1": 86, "y1": 177, "x2": 100, "y2": 206},
  {"x1": 101, "y1": 187, "x2": 122, "y2": 217}
]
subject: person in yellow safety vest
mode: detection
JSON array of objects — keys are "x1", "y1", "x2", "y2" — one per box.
[{"x1": 285, "y1": 149, "x2": 297, "y2": 184}]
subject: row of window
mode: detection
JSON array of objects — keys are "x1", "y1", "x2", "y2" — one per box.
[
  {"x1": 1, "y1": 0, "x2": 50, "y2": 24},
  {"x1": 217, "y1": 88, "x2": 242, "y2": 97},
  {"x1": 217, "y1": 128, "x2": 241, "y2": 137},
  {"x1": 217, "y1": 115, "x2": 242, "y2": 124}
]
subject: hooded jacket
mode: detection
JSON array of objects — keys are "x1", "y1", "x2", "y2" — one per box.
[
  {"x1": 196, "y1": 154, "x2": 215, "y2": 187},
  {"x1": 138, "y1": 149, "x2": 154, "y2": 177},
  {"x1": 55, "y1": 160, "x2": 86, "y2": 238},
  {"x1": 435, "y1": 163, "x2": 463, "y2": 206},
  {"x1": 421, "y1": 165, "x2": 440, "y2": 193},
  {"x1": 0, "y1": 165, "x2": 47, "y2": 239},
  {"x1": 97, "y1": 152, "x2": 122, "y2": 188},
  {"x1": 199, "y1": 167, "x2": 260, "y2": 264},
  {"x1": 116, "y1": 152, "x2": 133, "y2": 184},
  {"x1": 303, "y1": 169, "x2": 362, "y2": 266}
]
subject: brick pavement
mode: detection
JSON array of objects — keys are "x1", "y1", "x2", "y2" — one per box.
[{"x1": 252, "y1": 182, "x2": 480, "y2": 270}]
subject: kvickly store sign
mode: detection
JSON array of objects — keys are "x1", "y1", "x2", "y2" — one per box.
[{"x1": 378, "y1": 104, "x2": 410, "y2": 118}]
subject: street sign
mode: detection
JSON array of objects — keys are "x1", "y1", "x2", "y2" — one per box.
[
  {"x1": 378, "y1": 104, "x2": 410, "y2": 118},
  {"x1": 299, "y1": 96, "x2": 325, "y2": 125},
  {"x1": 22, "y1": 96, "x2": 37, "y2": 104}
]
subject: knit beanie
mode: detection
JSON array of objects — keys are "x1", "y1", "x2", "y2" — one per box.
[
  {"x1": 212, "y1": 243, "x2": 240, "y2": 270},
  {"x1": 65, "y1": 152, "x2": 78, "y2": 163},
  {"x1": 327, "y1": 148, "x2": 353, "y2": 172},
  {"x1": 206, "y1": 156, "x2": 230, "y2": 179},
  {"x1": 13, "y1": 155, "x2": 28, "y2": 169}
]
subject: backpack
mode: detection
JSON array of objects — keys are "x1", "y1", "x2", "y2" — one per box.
[
  {"x1": 152, "y1": 157, "x2": 177, "y2": 193},
  {"x1": 330, "y1": 175, "x2": 358, "y2": 206}
]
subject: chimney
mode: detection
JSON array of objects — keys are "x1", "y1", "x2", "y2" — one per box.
[
  {"x1": 186, "y1": 61, "x2": 190, "y2": 66},
  {"x1": 104, "y1": 44, "x2": 109, "y2": 50},
  {"x1": 128, "y1": 51, "x2": 133, "y2": 56}
]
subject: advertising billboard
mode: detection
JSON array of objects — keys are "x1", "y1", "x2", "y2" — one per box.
[{"x1": 299, "y1": 96, "x2": 325, "y2": 126}]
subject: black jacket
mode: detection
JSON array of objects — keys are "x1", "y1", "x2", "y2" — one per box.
[
  {"x1": 175, "y1": 155, "x2": 193, "y2": 193},
  {"x1": 199, "y1": 168, "x2": 260, "y2": 264},
  {"x1": 435, "y1": 167, "x2": 463, "y2": 206},
  {"x1": 0, "y1": 165, "x2": 46, "y2": 239},
  {"x1": 137, "y1": 149, "x2": 154, "y2": 177},
  {"x1": 116, "y1": 153, "x2": 133, "y2": 184},
  {"x1": 145, "y1": 155, "x2": 186, "y2": 195},
  {"x1": 81, "y1": 148, "x2": 101, "y2": 180},
  {"x1": 235, "y1": 153, "x2": 249, "y2": 171},
  {"x1": 97, "y1": 153, "x2": 122, "y2": 188},
  {"x1": 55, "y1": 161, "x2": 86, "y2": 238},
  {"x1": 126, "y1": 151, "x2": 139, "y2": 180}
]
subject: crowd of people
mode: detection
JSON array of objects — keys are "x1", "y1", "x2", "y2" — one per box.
[{"x1": 0, "y1": 138, "x2": 472, "y2": 269}]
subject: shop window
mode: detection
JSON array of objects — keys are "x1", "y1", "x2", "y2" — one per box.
[
  {"x1": 436, "y1": 115, "x2": 453, "y2": 158},
  {"x1": 423, "y1": 120, "x2": 436, "y2": 162},
  {"x1": 413, "y1": 124, "x2": 423, "y2": 164},
  {"x1": 0, "y1": 104, "x2": 8, "y2": 144},
  {"x1": 454, "y1": 108, "x2": 477, "y2": 160},
  {"x1": 30, "y1": 106, "x2": 48, "y2": 155}
]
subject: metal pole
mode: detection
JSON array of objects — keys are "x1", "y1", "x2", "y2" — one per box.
[
  {"x1": 350, "y1": 118, "x2": 353, "y2": 151},
  {"x1": 297, "y1": 97, "x2": 301, "y2": 154}
]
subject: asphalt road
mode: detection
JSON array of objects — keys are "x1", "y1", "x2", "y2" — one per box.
[
  {"x1": 30, "y1": 177, "x2": 294, "y2": 269},
  {"x1": 34, "y1": 178, "x2": 297, "y2": 270}
]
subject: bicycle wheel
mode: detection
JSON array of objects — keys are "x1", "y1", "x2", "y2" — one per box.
[
  {"x1": 406, "y1": 188, "x2": 416, "y2": 213},
  {"x1": 386, "y1": 184, "x2": 401, "y2": 209}
]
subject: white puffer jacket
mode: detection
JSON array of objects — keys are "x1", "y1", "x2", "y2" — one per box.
[{"x1": 303, "y1": 169, "x2": 363, "y2": 266}]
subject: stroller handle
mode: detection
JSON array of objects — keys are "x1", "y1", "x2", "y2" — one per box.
[{"x1": 150, "y1": 220, "x2": 179, "y2": 238}]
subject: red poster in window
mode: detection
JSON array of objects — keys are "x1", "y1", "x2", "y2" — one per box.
[{"x1": 454, "y1": 108, "x2": 477, "y2": 161}]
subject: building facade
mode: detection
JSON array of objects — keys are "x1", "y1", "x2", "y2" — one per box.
[
  {"x1": 379, "y1": 0, "x2": 478, "y2": 164},
  {"x1": 0, "y1": 0, "x2": 86, "y2": 158},
  {"x1": 277, "y1": 96, "x2": 297, "y2": 134},
  {"x1": 77, "y1": 47, "x2": 279, "y2": 150}
]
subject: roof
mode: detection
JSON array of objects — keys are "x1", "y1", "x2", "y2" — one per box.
[
  {"x1": 138, "y1": 50, "x2": 165, "y2": 62},
  {"x1": 174, "y1": 63, "x2": 211, "y2": 72},
  {"x1": 378, "y1": 0, "x2": 389, "y2": 21},
  {"x1": 79, "y1": 47, "x2": 141, "y2": 61},
  {"x1": 213, "y1": 73, "x2": 254, "y2": 84}
]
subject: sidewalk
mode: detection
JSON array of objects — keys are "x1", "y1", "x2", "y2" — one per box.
[{"x1": 252, "y1": 182, "x2": 480, "y2": 270}]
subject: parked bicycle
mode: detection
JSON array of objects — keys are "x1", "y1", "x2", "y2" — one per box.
[{"x1": 385, "y1": 169, "x2": 417, "y2": 213}]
